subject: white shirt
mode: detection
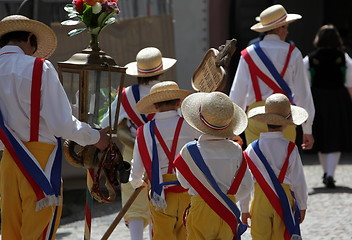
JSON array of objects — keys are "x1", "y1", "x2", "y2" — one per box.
[
  {"x1": 176, "y1": 134, "x2": 253, "y2": 212},
  {"x1": 243, "y1": 131, "x2": 308, "y2": 210},
  {"x1": 0, "y1": 46, "x2": 99, "y2": 149},
  {"x1": 100, "y1": 81, "x2": 160, "y2": 137},
  {"x1": 130, "y1": 110, "x2": 201, "y2": 188},
  {"x1": 229, "y1": 34, "x2": 315, "y2": 134},
  {"x1": 303, "y1": 52, "x2": 352, "y2": 88}
]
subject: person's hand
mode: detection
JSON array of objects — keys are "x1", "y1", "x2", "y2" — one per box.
[
  {"x1": 94, "y1": 127, "x2": 110, "y2": 151},
  {"x1": 241, "y1": 212, "x2": 251, "y2": 227},
  {"x1": 299, "y1": 209, "x2": 306, "y2": 223},
  {"x1": 301, "y1": 134, "x2": 314, "y2": 150}
]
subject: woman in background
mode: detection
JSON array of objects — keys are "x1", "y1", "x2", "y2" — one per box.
[{"x1": 303, "y1": 24, "x2": 352, "y2": 188}]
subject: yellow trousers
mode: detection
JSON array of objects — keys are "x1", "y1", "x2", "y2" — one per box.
[
  {"x1": 186, "y1": 195, "x2": 237, "y2": 240},
  {"x1": 250, "y1": 183, "x2": 294, "y2": 240},
  {"x1": 150, "y1": 190, "x2": 191, "y2": 240},
  {"x1": 0, "y1": 142, "x2": 62, "y2": 240},
  {"x1": 121, "y1": 144, "x2": 150, "y2": 227},
  {"x1": 245, "y1": 101, "x2": 296, "y2": 145}
]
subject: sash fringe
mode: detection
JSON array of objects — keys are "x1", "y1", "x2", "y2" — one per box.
[
  {"x1": 36, "y1": 195, "x2": 62, "y2": 211},
  {"x1": 151, "y1": 192, "x2": 167, "y2": 211}
]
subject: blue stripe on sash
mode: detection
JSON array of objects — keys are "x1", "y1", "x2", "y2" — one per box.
[
  {"x1": 253, "y1": 42, "x2": 295, "y2": 104},
  {"x1": 131, "y1": 84, "x2": 148, "y2": 123},
  {"x1": 0, "y1": 110, "x2": 54, "y2": 195},
  {"x1": 186, "y1": 141, "x2": 247, "y2": 238},
  {"x1": 251, "y1": 140, "x2": 300, "y2": 236},
  {"x1": 149, "y1": 120, "x2": 163, "y2": 197}
]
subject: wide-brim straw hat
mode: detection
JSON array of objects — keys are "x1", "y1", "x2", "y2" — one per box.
[
  {"x1": 125, "y1": 47, "x2": 177, "y2": 77},
  {"x1": 0, "y1": 15, "x2": 57, "y2": 58},
  {"x1": 248, "y1": 93, "x2": 308, "y2": 126},
  {"x1": 251, "y1": 4, "x2": 302, "y2": 33},
  {"x1": 181, "y1": 92, "x2": 248, "y2": 138},
  {"x1": 136, "y1": 81, "x2": 191, "y2": 114}
]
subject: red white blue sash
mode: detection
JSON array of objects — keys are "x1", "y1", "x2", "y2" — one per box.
[
  {"x1": 0, "y1": 58, "x2": 62, "y2": 213},
  {"x1": 244, "y1": 140, "x2": 300, "y2": 239},
  {"x1": 242, "y1": 42, "x2": 295, "y2": 103},
  {"x1": 173, "y1": 141, "x2": 248, "y2": 239},
  {"x1": 136, "y1": 117, "x2": 185, "y2": 210},
  {"x1": 122, "y1": 84, "x2": 155, "y2": 128}
]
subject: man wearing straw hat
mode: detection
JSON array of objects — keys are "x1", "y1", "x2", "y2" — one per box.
[
  {"x1": 100, "y1": 47, "x2": 176, "y2": 240},
  {"x1": 241, "y1": 93, "x2": 308, "y2": 240},
  {"x1": 130, "y1": 81, "x2": 201, "y2": 240},
  {"x1": 0, "y1": 15, "x2": 109, "y2": 239},
  {"x1": 174, "y1": 91, "x2": 253, "y2": 240},
  {"x1": 229, "y1": 4, "x2": 315, "y2": 150}
]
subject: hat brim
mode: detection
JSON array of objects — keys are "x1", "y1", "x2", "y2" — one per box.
[
  {"x1": 0, "y1": 18, "x2": 57, "y2": 58},
  {"x1": 125, "y1": 57, "x2": 176, "y2": 77},
  {"x1": 136, "y1": 89, "x2": 192, "y2": 114},
  {"x1": 181, "y1": 93, "x2": 248, "y2": 138},
  {"x1": 250, "y1": 14, "x2": 302, "y2": 32},
  {"x1": 247, "y1": 105, "x2": 308, "y2": 126}
]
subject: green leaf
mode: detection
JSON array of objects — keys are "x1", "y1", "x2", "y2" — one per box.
[
  {"x1": 97, "y1": 12, "x2": 108, "y2": 26},
  {"x1": 67, "y1": 28, "x2": 87, "y2": 37},
  {"x1": 64, "y1": 4, "x2": 75, "y2": 13},
  {"x1": 82, "y1": 5, "x2": 93, "y2": 27},
  {"x1": 61, "y1": 20, "x2": 81, "y2": 26}
]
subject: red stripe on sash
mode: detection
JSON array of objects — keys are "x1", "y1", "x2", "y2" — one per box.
[
  {"x1": 30, "y1": 58, "x2": 44, "y2": 142},
  {"x1": 241, "y1": 46, "x2": 294, "y2": 102},
  {"x1": 136, "y1": 126, "x2": 152, "y2": 179},
  {"x1": 243, "y1": 151, "x2": 290, "y2": 240},
  {"x1": 121, "y1": 89, "x2": 144, "y2": 127},
  {"x1": 174, "y1": 154, "x2": 238, "y2": 236},
  {"x1": 0, "y1": 127, "x2": 45, "y2": 200},
  {"x1": 281, "y1": 45, "x2": 295, "y2": 77},
  {"x1": 278, "y1": 142, "x2": 295, "y2": 183},
  {"x1": 228, "y1": 155, "x2": 247, "y2": 195}
]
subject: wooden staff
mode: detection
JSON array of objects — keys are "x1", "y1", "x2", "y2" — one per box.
[{"x1": 100, "y1": 185, "x2": 146, "y2": 240}]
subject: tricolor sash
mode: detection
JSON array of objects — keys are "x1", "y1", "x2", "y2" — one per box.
[
  {"x1": 121, "y1": 84, "x2": 155, "y2": 128},
  {"x1": 174, "y1": 141, "x2": 248, "y2": 239},
  {"x1": 242, "y1": 42, "x2": 295, "y2": 103},
  {"x1": 243, "y1": 140, "x2": 300, "y2": 240},
  {"x1": 136, "y1": 117, "x2": 185, "y2": 210},
  {"x1": 0, "y1": 58, "x2": 62, "y2": 211}
]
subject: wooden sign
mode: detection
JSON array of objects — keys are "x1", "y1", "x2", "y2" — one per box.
[{"x1": 192, "y1": 39, "x2": 237, "y2": 92}]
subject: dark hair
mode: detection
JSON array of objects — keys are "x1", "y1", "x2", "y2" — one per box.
[
  {"x1": 0, "y1": 31, "x2": 37, "y2": 50},
  {"x1": 313, "y1": 24, "x2": 343, "y2": 50},
  {"x1": 155, "y1": 99, "x2": 180, "y2": 108},
  {"x1": 267, "y1": 124, "x2": 282, "y2": 129}
]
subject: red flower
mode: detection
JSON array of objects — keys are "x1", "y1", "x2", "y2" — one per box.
[
  {"x1": 74, "y1": 0, "x2": 84, "y2": 13},
  {"x1": 85, "y1": 0, "x2": 98, "y2": 6}
]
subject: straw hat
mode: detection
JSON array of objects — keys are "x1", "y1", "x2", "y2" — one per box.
[
  {"x1": 125, "y1": 47, "x2": 177, "y2": 77},
  {"x1": 181, "y1": 92, "x2": 248, "y2": 138},
  {"x1": 136, "y1": 81, "x2": 191, "y2": 114},
  {"x1": 0, "y1": 15, "x2": 57, "y2": 58},
  {"x1": 247, "y1": 93, "x2": 308, "y2": 126},
  {"x1": 251, "y1": 5, "x2": 302, "y2": 33}
]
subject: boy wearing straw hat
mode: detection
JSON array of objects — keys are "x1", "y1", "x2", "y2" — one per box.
[
  {"x1": 229, "y1": 4, "x2": 315, "y2": 150},
  {"x1": 100, "y1": 47, "x2": 176, "y2": 240},
  {"x1": 241, "y1": 93, "x2": 308, "y2": 240},
  {"x1": 0, "y1": 15, "x2": 110, "y2": 239},
  {"x1": 174, "y1": 91, "x2": 253, "y2": 240},
  {"x1": 130, "y1": 81, "x2": 201, "y2": 240}
]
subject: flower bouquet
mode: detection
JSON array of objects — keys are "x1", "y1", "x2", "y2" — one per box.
[{"x1": 61, "y1": 0, "x2": 120, "y2": 43}]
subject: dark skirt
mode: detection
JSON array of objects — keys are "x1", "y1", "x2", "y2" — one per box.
[{"x1": 311, "y1": 87, "x2": 352, "y2": 153}]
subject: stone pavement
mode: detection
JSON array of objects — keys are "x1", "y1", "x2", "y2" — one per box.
[{"x1": 55, "y1": 151, "x2": 352, "y2": 240}]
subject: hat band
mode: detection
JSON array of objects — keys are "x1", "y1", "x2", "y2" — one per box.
[
  {"x1": 137, "y1": 63, "x2": 163, "y2": 74},
  {"x1": 199, "y1": 107, "x2": 230, "y2": 130},
  {"x1": 284, "y1": 112, "x2": 292, "y2": 119},
  {"x1": 262, "y1": 13, "x2": 287, "y2": 27}
]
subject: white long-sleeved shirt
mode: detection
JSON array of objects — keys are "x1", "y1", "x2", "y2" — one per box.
[
  {"x1": 0, "y1": 45, "x2": 99, "y2": 149},
  {"x1": 130, "y1": 110, "x2": 201, "y2": 189},
  {"x1": 176, "y1": 134, "x2": 253, "y2": 212},
  {"x1": 303, "y1": 52, "x2": 352, "y2": 88},
  {"x1": 100, "y1": 81, "x2": 160, "y2": 137},
  {"x1": 242, "y1": 131, "x2": 308, "y2": 211},
  {"x1": 229, "y1": 34, "x2": 315, "y2": 134}
]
